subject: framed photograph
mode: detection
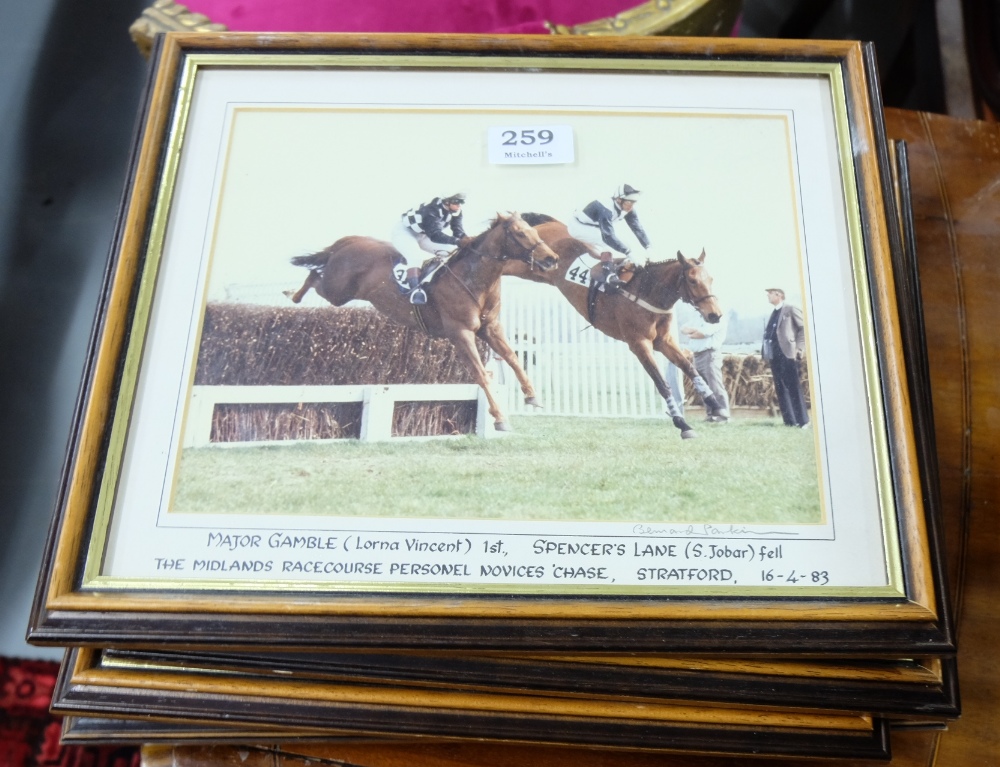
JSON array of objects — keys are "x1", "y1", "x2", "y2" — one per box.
[
  {"x1": 54, "y1": 648, "x2": 893, "y2": 760},
  {"x1": 30, "y1": 33, "x2": 951, "y2": 653}
]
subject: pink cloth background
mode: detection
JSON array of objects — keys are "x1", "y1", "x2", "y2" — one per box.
[{"x1": 183, "y1": 0, "x2": 648, "y2": 35}]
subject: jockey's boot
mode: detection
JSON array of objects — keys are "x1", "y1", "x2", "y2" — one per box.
[
  {"x1": 406, "y1": 268, "x2": 427, "y2": 305},
  {"x1": 599, "y1": 255, "x2": 622, "y2": 293}
]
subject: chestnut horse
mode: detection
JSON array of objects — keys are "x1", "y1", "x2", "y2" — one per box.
[
  {"x1": 286, "y1": 213, "x2": 558, "y2": 432},
  {"x1": 514, "y1": 214, "x2": 724, "y2": 439}
]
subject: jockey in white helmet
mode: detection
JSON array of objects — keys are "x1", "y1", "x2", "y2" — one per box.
[{"x1": 569, "y1": 184, "x2": 652, "y2": 289}]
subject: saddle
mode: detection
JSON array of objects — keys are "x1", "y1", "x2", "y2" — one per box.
[
  {"x1": 391, "y1": 253, "x2": 447, "y2": 293},
  {"x1": 586, "y1": 255, "x2": 636, "y2": 324}
]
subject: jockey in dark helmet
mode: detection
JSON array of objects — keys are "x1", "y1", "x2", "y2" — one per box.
[
  {"x1": 390, "y1": 193, "x2": 470, "y2": 305},
  {"x1": 569, "y1": 184, "x2": 653, "y2": 290}
]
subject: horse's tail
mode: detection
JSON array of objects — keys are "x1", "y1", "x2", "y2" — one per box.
[{"x1": 290, "y1": 251, "x2": 329, "y2": 270}]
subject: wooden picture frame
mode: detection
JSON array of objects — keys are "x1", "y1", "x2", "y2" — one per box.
[
  {"x1": 29, "y1": 33, "x2": 952, "y2": 654},
  {"x1": 60, "y1": 715, "x2": 334, "y2": 746},
  {"x1": 87, "y1": 646, "x2": 958, "y2": 722},
  {"x1": 54, "y1": 648, "x2": 894, "y2": 760}
]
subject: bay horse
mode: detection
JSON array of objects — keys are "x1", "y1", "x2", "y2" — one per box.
[
  {"x1": 286, "y1": 213, "x2": 559, "y2": 432},
  {"x1": 514, "y1": 214, "x2": 724, "y2": 440}
]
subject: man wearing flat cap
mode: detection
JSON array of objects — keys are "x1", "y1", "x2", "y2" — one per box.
[{"x1": 761, "y1": 288, "x2": 809, "y2": 428}]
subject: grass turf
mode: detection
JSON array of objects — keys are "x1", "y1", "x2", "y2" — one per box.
[{"x1": 172, "y1": 414, "x2": 821, "y2": 525}]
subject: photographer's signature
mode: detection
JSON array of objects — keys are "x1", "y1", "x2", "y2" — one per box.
[{"x1": 632, "y1": 524, "x2": 800, "y2": 537}]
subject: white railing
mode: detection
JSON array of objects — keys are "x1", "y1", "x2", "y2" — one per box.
[
  {"x1": 496, "y1": 277, "x2": 667, "y2": 420},
  {"x1": 184, "y1": 384, "x2": 496, "y2": 447}
]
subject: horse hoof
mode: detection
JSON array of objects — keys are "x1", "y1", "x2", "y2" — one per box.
[
  {"x1": 524, "y1": 397, "x2": 544, "y2": 409},
  {"x1": 282, "y1": 289, "x2": 300, "y2": 304},
  {"x1": 494, "y1": 421, "x2": 513, "y2": 432},
  {"x1": 681, "y1": 430, "x2": 698, "y2": 440}
]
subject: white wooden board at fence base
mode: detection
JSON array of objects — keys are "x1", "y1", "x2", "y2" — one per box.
[
  {"x1": 184, "y1": 384, "x2": 496, "y2": 447},
  {"x1": 359, "y1": 384, "x2": 495, "y2": 442}
]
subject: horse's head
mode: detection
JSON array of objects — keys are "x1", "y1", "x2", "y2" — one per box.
[
  {"x1": 677, "y1": 249, "x2": 722, "y2": 323},
  {"x1": 495, "y1": 212, "x2": 559, "y2": 272}
]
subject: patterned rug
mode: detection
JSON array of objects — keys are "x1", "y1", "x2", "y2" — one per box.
[{"x1": 0, "y1": 657, "x2": 139, "y2": 767}]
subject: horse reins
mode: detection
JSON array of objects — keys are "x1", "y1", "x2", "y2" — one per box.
[
  {"x1": 441, "y1": 263, "x2": 481, "y2": 305},
  {"x1": 503, "y1": 224, "x2": 550, "y2": 272},
  {"x1": 442, "y1": 222, "x2": 549, "y2": 304},
  {"x1": 500, "y1": 229, "x2": 545, "y2": 272},
  {"x1": 617, "y1": 262, "x2": 716, "y2": 315},
  {"x1": 461, "y1": 223, "x2": 547, "y2": 266}
]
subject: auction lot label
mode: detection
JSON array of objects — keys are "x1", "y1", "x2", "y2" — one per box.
[{"x1": 488, "y1": 125, "x2": 575, "y2": 164}]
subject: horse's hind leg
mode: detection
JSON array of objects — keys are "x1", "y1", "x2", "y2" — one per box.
[
  {"x1": 629, "y1": 338, "x2": 696, "y2": 440},
  {"x1": 452, "y1": 328, "x2": 511, "y2": 432},
  {"x1": 478, "y1": 320, "x2": 542, "y2": 408},
  {"x1": 284, "y1": 270, "x2": 321, "y2": 304}
]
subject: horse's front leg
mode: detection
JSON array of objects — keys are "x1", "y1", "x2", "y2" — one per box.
[
  {"x1": 653, "y1": 329, "x2": 723, "y2": 416},
  {"x1": 628, "y1": 338, "x2": 696, "y2": 440},
  {"x1": 451, "y1": 328, "x2": 511, "y2": 432},
  {"x1": 478, "y1": 320, "x2": 542, "y2": 408},
  {"x1": 283, "y1": 270, "x2": 321, "y2": 304}
]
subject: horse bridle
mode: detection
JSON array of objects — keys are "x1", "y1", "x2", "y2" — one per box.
[
  {"x1": 501, "y1": 221, "x2": 550, "y2": 270},
  {"x1": 678, "y1": 262, "x2": 717, "y2": 309},
  {"x1": 442, "y1": 220, "x2": 550, "y2": 304},
  {"x1": 463, "y1": 220, "x2": 548, "y2": 269},
  {"x1": 619, "y1": 260, "x2": 716, "y2": 315}
]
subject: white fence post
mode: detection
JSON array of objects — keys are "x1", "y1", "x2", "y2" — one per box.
[
  {"x1": 476, "y1": 389, "x2": 491, "y2": 438},
  {"x1": 183, "y1": 389, "x2": 214, "y2": 449},
  {"x1": 360, "y1": 385, "x2": 394, "y2": 442}
]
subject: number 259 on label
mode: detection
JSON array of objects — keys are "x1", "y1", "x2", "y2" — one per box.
[{"x1": 487, "y1": 125, "x2": 575, "y2": 165}]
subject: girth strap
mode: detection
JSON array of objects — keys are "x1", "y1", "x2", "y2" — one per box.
[
  {"x1": 411, "y1": 304, "x2": 429, "y2": 334},
  {"x1": 586, "y1": 278, "x2": 602, "y2": 324}
]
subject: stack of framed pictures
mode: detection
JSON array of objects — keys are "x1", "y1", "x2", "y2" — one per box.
[{"x1": 29, "y1": 33, "x2": 957, "y2": 761}]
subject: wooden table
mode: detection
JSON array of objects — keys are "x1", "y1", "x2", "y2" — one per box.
[{"x1": 142, "y1": 107, "x2": 1000, "y2": 766}]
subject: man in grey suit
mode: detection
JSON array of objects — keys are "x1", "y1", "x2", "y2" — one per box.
[{"x1": 761, "y1": 288, "x2": 809, "y2": 428}]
